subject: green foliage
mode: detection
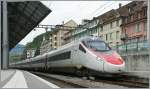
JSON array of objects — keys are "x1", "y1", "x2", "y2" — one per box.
[
  {"x1": 9, "y1": 54, "x2": 23, "y2": 63},
  {"x1": 25, "y1": 31, "x2": 51, "y2": 50},
  {"x1": 9, "y1": 31, "x2": 52, "y2": 62}
]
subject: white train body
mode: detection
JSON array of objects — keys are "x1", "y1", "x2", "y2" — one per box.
[{"x1": 10, "y1": 36, "x2": 125, "y2": 74}]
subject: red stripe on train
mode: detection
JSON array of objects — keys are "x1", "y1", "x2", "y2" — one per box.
[{"x1": 90, "y1": 49, "x2": 123, "y2": 65}]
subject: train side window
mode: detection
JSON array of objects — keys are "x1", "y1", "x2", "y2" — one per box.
[
  {"x1": 48, "y1": 51, "x2": 71, "y2": 62},
  {"x1": 79, "y1": 44, "x2": 86, "y2": 53},
  {"x1": 82, "y1": 41, "x2": 87, "y2": 47}
]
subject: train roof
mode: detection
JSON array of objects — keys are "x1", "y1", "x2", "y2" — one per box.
[
  {"x1": 79, "y1": 36, "x2": 103, "y2": 42},
  {"x1": 54, "y1": 36, "x2": 103, "y2": 51}
]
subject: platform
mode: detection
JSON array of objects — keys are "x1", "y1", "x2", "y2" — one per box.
[{"x1": 0, "y1": 69, "x2": 59, "y2": 88}]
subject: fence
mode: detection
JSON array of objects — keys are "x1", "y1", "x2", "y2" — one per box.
[
  {"x1": 112, "y1": 40, "x2": 148, "y2": 54},
  {"x1": 112, "y1": 40, "x2": 149, "y2": 71}
]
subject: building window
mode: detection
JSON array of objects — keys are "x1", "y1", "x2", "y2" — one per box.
[
  {"x1": 135, "y1": 23, "x2": 141, "y2": 32},
  {"x1": 101, "y1": 26, "x2": 103, "y2": 31},
  {"x1": 116, "y1": 31, "x2": 119, "y2": 39},
  {"x1": 92, "y1": 29, "x2": 94, "y2": 34},
  {"x1": 138, "y1": 13, "x2": 140, "y2": 19},
  {"x1": 96, "y1": 28, "x2": 98, "y2": 33},
  {"x1": 135, "y1": 13, "x2": 138, "y2": 19},
  {"x1": 110, "y1": 22, "x2": 112, "y2": 29},
  {"x1": 127, "y1": 15, "x2": 131, "y2": 23},
  {"x1": 143, "y1": 8, "x2": 147, "y2": 17},
  {"x1": 97, "y1": 27, "x2": 100, "y2": 33},
  {"x1": 106, "y1": 34, "x2": 108, "y2": 41},
  {"x1": 144, "y1": 35, "x2": 147, "y2": 40},
  {"x1": 144, "y1": 22, "x2": 147, "y2": 31},
  {"x1": 125, "y1": 18, "x2": 128, "y2": 23},
  {"x1": 55, "y1": 37, "x2": 57, "y2": 40},
  {"x1": 55, "y1": 42, "x2": 57, "y2": 46},
  {"x1": 128, "y1": 7, "x2": 131, "y2": 13},
  {"x1": 116, "y1": 42, "x2": 119, "y2": 46},
  {"x1": 116, "y1": 20, "x2": 119, "y2": 26},
  {"x1": 110, "y1": 33, "x2": 112, "y2": 40},
  {"x1": 131, "y1": 15, "x2": 133, "y2": 21}
]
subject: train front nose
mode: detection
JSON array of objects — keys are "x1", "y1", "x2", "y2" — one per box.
[
  {"x1": 104, "y1": 62, "x2": 125, "y2": 73},
  {"x1": 99, "y1": 51, "x2": 125, "y2": 73}
]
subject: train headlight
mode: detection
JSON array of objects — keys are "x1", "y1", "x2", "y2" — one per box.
[{"x1": 97, "y1": 56, "x2": 104, "y2": 62}]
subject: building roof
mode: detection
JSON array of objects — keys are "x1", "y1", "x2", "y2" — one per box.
[
  {"x1": 51, "y1": 20, "x2": 78, "y2": 33},
  {"x1": 117, "y1": 1, "x2": 146, "y2": 16},
  {"x1": 63, "y1": 19, "x2": 78, "y2": 27},
  {"x1": 8, "y1": 1, "x2": 51, "y2": 50},
  {"x1": 96, "y1": 1, "x2": 147, "y2": 24},
  {"x1": 98, "y1": 9, "x2": 119, "y2": 24}
]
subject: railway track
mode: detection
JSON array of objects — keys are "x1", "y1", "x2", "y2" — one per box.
[
  {"x1": 94, "y1": 76, "x2": 149, "y2": 88},
  {"x1": 31, "y1": 71, "x2": 149, "y2": 88},
  {"x1": 116, "y1": 77, "x2": 149, "y2": 88}
]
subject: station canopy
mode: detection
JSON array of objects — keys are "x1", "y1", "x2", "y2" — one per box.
[{"x1": 7, "y1": 1, "x2": 51, "y2": 50}]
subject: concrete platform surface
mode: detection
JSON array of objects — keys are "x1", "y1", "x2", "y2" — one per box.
[
  {"x1": 0, "y1": 69, "x2": 59, "y2": 88},
  {"x1": 1, "y1": 69, "x2": 16, "y2": 82}
]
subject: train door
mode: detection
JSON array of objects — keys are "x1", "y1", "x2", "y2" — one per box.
[
  {"x1": 44, "y1": 55, "x2": 48, "y2": 71},
  {"x1": 71, "y1": 45, "x2": 79, "y2": 65}
]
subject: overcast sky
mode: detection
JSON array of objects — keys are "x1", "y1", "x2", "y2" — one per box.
[{"x1": 19, "y1": 1, "x2": 131, "y2": 45}]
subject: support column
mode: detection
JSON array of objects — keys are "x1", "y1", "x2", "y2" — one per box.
[
  {"x1": 0, "y1": 1, "x2": 2, "y2": 69},
  {"x1": 2, "y1": 1, "x2": 8, "y2": 69},
  {"x1": 148, "y1": 0, "x2": 150, "y2": 69}
]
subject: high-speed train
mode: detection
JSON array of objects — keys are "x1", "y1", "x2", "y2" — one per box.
[{"x1": 10, "y1": 36, "x2": 125, "y2": 76}]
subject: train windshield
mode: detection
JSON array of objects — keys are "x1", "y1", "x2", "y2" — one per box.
[{"x1": 85, "y1": 40, "x2": 111, "y2": 51}]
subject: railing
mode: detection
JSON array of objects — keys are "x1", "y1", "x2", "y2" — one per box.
[{"x1": 112, "y1": 40, "x2": 148, "y2": 55}]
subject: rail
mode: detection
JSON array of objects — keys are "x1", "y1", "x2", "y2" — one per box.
[
  {"x1": 31, "y1": 71, "x2": 149, "y2": 88},
  {"x1": 94, "y1": 76, "x2": 149, "y2": 88}
]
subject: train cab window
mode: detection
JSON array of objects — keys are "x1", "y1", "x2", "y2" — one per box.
[
  {"x1": 79, "y1": 44, "x2": 86, "y2": 53},
  {"x1": 87, "y1": 40, "x2": 111, "y2": 52}
]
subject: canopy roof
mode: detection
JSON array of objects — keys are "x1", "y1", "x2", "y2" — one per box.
[{"x1": 7, "y1": 1, "x2": 51, "y2": 49}]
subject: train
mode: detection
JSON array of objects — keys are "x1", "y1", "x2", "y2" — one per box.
[{"x1": 10, "y1": 36, "x2": 125, "y2": 77}]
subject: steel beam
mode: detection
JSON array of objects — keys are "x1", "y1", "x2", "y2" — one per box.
[{"x1": 2, "y1": 1, "x2": 8, "y2": 69}]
